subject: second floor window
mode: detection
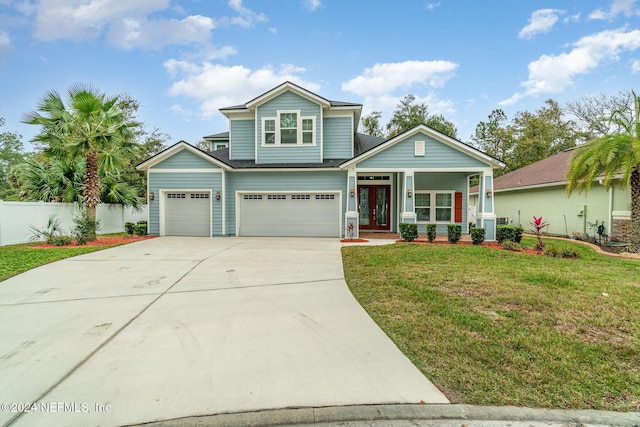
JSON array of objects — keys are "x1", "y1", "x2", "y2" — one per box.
[{"x1": 262, "y1": 110, "x2": 316, "y2": 146}]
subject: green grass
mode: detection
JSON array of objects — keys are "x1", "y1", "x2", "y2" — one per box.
[
  {"x1": 0, "y1": 240, "x2": 128, "y2": 282},
  {"x1": 342, "y1": 237, "x2": 640, "y2": 411}
]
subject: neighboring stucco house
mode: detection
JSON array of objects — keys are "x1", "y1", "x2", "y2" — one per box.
[
  {"x1": 470, "y1": 149, "x2": 632, "y2": 241},
  {"x1": 137, "y1": 82, "x2": 504, "y2": 239}
]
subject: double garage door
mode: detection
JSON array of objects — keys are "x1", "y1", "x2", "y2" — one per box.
[
  {"x1": 238, "y1": 192, "x2": 340, "y2": 237},
  {"x1": 164, "y1": 192, "x2": 211, "y2": 237}
]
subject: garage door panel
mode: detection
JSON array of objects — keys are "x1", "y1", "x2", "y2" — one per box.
[
  {"x1": 239, "y1": 193, "x2": 339, "y2": 237},
  {"x1": 164, "y1": 192, "x2": 211, "y2": 237}
]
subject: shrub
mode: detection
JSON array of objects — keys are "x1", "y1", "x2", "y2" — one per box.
[
  {"x1": 134, "y1": 220, "x2": 148, "y2": 236},
  {"x1": 72, "y1": 212, "x2": 100, "y2": 245},
  {"x1": 52, "y1": 235, "x2": 73, "y2": 246},
  {"x1": 426, "y1": 224, "x2": 437, "y2": 242},
  {"x1": 125, "y1": 222, "x2": 135, "y2": 236},
  {"x1": 496, "y1": 225, "x2": 523, "y2": 243},
  {"x1": 501, "y1": 239, "x2": 522, "y2": 251},
  {"x1": 447, "y1": 224, "x2": 462, "y2": 244},
  {"x1": 544, "y1": 245, "x2": 580, "y2": 259},
  {"x1": 29, "y1": 214, "x2": 64, "y2": 245},
  {"x1": 471, "y1": 227, "x2": 485, "y2": 245},
  {"x1": 399, "y1": 223, "x2": 418, "y2": 242}
]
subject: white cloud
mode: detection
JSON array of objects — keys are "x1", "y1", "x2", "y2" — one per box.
[
  {"x1": 589, "y1": 0, "x2": 639, "y2": 20},
  {"x1": 632, "y1": 59, "x2": 640, "y2": 74},
  {"x1": 108, "y1": 15, "x2": 215, "y2": 49},
  {"x1": 218, "y1": 0, "x2": 267, "y2": 28},
  {"x1": 341, "y1": 60, "x2": 458, "y2": 97},
  {"x1": 0, "y1": 31, "x2": 11, "y2": 62},
  {"x1": 500, "y1": 28, "x2": 640, "y2": 105},
  {"x1": 423, "y1": 2, "x2": 441, "y2": 11},
  {"x1": 165, "y1": 62, "x2": 319, "y2": 118},
  {"x1": 519, "y1": 9, "x2": 563, "y2": 40},
  {"x1": 302, "y1": 0, "x2": 323, "y2": 11}
]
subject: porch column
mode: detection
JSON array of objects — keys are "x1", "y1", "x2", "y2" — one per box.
[
  {"x1": 344, "y1": 168, "x2": 359, "y2": 238},
  {"x1": 477, "y1": 169, "x2": 497, "y2": 241},
  {"x1": 400, "y1": 171, "x2": 417, "y2": 224}
]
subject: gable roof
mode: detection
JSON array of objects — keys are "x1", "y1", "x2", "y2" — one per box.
[
  {"x1": 219, "y1": 81, "x2": 362, "y2": 113},
  {"x1": 136, "y1": 141, "x2": 230, "y2": 171},
  {"x1": 342, "y1": 124, "x2": 505, "y2": 169}
]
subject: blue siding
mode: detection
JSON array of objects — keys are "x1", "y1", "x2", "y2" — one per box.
[
  {"x1": 154, "y1": 148, "x2": 217, "y2": 169},
  {"x1": 225, "y1": 171, "x2": 347, "y2": 235},
  {"x1": 414, "y1": 172, "x2": 468, "y2": 234},
  {"x1": 357, "y1": 132, "x2": 489, "y2": 169},
  {"x1": 324, "y1": 116, "x2": 352, "y2": 159},
  {"x1": 229, "y1": 119, "x2": 255, "y2": 160},
  {"x1": 256, "y1": 91, "x2": 322, "y2": 164},
  {"x1": 148, "y1": 172, "x2": 223, "y2": 236}
]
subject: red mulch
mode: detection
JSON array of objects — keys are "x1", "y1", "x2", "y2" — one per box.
[
  {"x1": 340, "y1": 239, "x2": 370, "y2": 243},
  {"x1": 33, "y1": 235, "x2": 157, "y2": 249}
]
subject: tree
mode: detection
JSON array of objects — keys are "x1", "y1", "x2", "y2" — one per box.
[
  {"x1": 23, "y1": 85, "x2": 139, "y2": 241},
  {"x1": 565, "y1": 90, "x2": 637, "y2": 139},
  {"x1": 566, "y1": 90, "x2": 640, "y2": 253},
  {"x1": 386, "y1": 95, "x2": 429, "y2": 138},
  {"x1": 471, "y1": 109, "x2": 516, "y2": 176},
  {"x1": 0, "y1": 118, "x2": 26, "y2": 200},
  {"x1": 360, "y1": 111, "x2": 384, "y2": 137},
  {"x1": 425, "y1": 113, "x2": 458, "y2": 139}
]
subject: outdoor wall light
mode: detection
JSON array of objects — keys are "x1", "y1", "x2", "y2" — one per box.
[
  {"x1": 486, "y1": 189, "x2": 492, "y2": 198},
  {"x1": 215, "y1": 191, "x2": 221, "y2": 200},
  {"x1": 149, "y1": 192, "x2": 154, "y2": 201},
  {"x1": 349, "y1": 188, "x2": 355, "y2": 198},
  {"x1": 407, "y1": 189, "x2": 412, "y2": 198}
]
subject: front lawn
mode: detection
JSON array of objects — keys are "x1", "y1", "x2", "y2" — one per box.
[
  {"x1": 341, "y1": 237, "x2": 640, "y2": 411},
  {"x1": 0, "y1": 234, "x2": 151, "y2": 282}
]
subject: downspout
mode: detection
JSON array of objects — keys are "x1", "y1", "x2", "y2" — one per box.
[{"x1": 608, "y1": 185, "x2": 613, "y2": 236}]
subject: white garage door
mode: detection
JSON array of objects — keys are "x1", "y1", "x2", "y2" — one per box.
[
  {"x1": 164, "y1": 192, "x2": 211, "y2": 237},
  {"x1": 238, "y1": 192, "x2": 340, "y2": 237}
]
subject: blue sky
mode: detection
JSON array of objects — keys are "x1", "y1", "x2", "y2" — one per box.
[{"x1": 1, "y1": 0, "x2": 639, "y2": 151}]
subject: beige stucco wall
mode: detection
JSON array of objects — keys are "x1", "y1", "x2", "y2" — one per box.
[{"x1": 470, "y1": 183, "x2": 631, "y2": 239}]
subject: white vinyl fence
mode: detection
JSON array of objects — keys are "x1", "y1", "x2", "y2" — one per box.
[{"x1": 0, "y1": 201, "x2": 148, "y2": 246}]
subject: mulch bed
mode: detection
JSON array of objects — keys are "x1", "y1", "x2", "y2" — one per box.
[
  {"x1": 33, "y1": 235, "x2": 157, "y2": 249},
  {"x1": 401, "y1": 239, "x2": 542, "y2": 255}
]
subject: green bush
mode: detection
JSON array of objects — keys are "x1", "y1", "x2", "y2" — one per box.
[
  {"x1": 543, "y1": 245, "x2": 580, "y2": 259},
  {"x1": 426, "y1": 224, "x2": 437, "y2": 242},
  {"x1": 72, "y1": 212, "x2": 100, "y2": 245},
  {"x1": 447, "y1": 224, "x2": 462, "y2": 244},
  {"x1": 134, "y1": 220, "x2": 148, "y2": 236},
  {"x1": 471, "y1": 227, "x2": 486, "y2": 245},
  {"x1": 29, "y1": 215, "x2": 64, "y2": 245},
  {"x1": 496, "y1": 225, "x2": 523, "y2": 243},
  {"x1": 399, "y1": 223, "x2": 418, "y2": 242},
  {"x1": 124, "y1": 222, "x2": 135, "y2": 236},
  {"x1": 52, "y1": 235, "x2": 73, "y2": 246},
  {"x1": 501, "y1": 240, "x2": 522, "y2": 251}
]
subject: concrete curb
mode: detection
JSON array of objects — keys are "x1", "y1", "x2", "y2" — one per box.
[{"x1": 131, "y1": 404, "x2": 640, "y2": 427}]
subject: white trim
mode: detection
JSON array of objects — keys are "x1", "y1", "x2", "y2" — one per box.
[
  {"x1": 159, "y1": 189, "x2": 213, "y2": 237},
  {"x1": 323, "y1": 111, "x2": 353, "y2": 118},
  {"x1": 221, "y1": 171, "x2": 226, "y2": 236},
  {"x1": 414, "y1": 190, "x2": 455, "y2": 224},
  {"x1": 341, "y1": 124, "x2": 505, "y2": 169},
  {"x1": 245, "y1": 82, "x2": 331, "y2": 110},
  {"x1": 261, "y1": 110, "x2": 317, "y2": 147},
  {"x1": 235, "y1": 190, "x2": 342, "y2": 237},
  {"x1": 231, "y1": 168, "x2": 344, "y2": 172},
  {"x1": 612, "y1": 210, "x2": 631, "y2": 220},
  {"x1": 149, "y1": 169, "x2": 223, "y2": 174},
  {"x1": 225, "y1": 111, "x2": 253, "y2": 120},
  {"x1": 137, "y1": 142, "x2": 230, "y2": 171},
  {"x1": 353, "y1": 167, "x2": 494, "y2": 173}
]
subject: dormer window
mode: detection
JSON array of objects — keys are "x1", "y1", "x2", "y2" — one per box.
[{"x1": 262, "y1": 110, "x2": 316, "y2": 146}]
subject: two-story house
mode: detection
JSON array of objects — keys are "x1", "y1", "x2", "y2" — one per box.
[{"x1": 137, "y1": 82, "x2": 504, "y2": 239}]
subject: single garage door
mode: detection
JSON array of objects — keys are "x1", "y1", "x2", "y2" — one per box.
[
  {"x1": 164, "y1": 192, "x2": 211, "y2": 236},
  {"x1": 238, "y1": 192, "x2": 340, "y2": 237}
]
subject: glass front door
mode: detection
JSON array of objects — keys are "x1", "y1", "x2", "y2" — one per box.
[{"x1": 359, "y1": 185, "x2": 391, "y2": 231}]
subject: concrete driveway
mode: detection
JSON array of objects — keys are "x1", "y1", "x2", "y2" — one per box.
[{"x1": 0, "y1": 237, "x2": 447, "y2": 426}]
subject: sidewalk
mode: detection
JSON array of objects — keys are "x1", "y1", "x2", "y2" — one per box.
[{"x1": 138, "y1": 403, "x2": 640, "y2": 426}]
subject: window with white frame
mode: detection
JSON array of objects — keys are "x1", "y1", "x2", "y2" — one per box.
[
  {"x1": 262, "y1": 110, "x2": 316, "y2": 146},
  {"x1": 415, "y1": 191, "x2": 454, "y2": 222}
]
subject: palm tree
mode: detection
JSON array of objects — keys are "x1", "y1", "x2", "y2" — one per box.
[
  {"x1": 23, "y1": 85, "x2": 139, "y2": 240},
  {"x1": 566, "y1": 91, "x2": 640, "y2": 252}
]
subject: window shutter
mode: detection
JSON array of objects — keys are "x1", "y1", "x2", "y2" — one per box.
[
  {"x1": 414, "y1": 140, "x2": 425, "y2": 156},
  {"x1": 455, "y1": 192, "x2": 463, "y2": 223}
]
